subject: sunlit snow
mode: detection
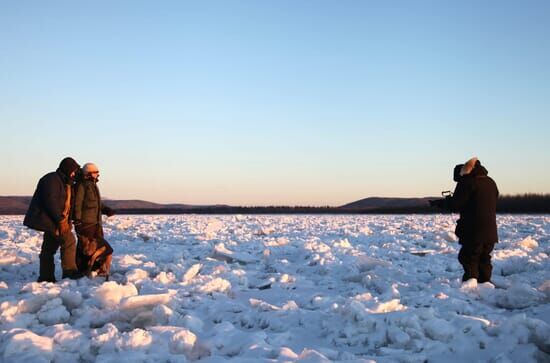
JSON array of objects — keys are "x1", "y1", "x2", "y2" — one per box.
[{"x1": 0, "y1": 215, "x2": 548, "y2": 362}]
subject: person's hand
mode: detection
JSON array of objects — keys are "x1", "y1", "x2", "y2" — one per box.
[
  {"x1": 58, "y1": 220, "x2": 71, "y2": 235},
  {"x1": 73, "y1": 220, "x2": 82, "y2": 234},
  {"x1": 104, "y1": 207, "x2": 116, "y2": 217},
  {"x1": 429, "y1": 199, "x2": 444, "y2": 208}
]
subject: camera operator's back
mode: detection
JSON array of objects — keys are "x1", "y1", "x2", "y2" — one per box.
[{"x1": 450, "y1": 158, "x2": 499, "y2": 245}]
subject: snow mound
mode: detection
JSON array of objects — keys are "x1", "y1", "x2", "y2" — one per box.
[
  {"x1": 2, "y1": 329, "x2": 54, "y2": 363},
  {"x1": 519, "y1": 236, "x2": 539, "y2": 250},
  {"x1": 94, "y1": 282, "x2": 138, "y2": 309}
]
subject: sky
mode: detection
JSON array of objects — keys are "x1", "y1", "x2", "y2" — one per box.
[{"x1": 1, "y1": 1, "x2": 549, "y2": 206}]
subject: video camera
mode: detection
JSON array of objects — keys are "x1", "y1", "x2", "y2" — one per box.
[
  {"x1": 430, "y1": 163, "x2": 464, "y2": 208},
  {"x1": 429, "y1": 191, "x2": 452, "y2": 208}
]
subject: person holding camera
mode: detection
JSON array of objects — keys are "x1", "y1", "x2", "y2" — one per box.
[{"x1": 431, "y1": 157, "x2": 499, "y2": 283}]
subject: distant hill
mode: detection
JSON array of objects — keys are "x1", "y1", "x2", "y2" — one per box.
[
  {"x1": 100, "y1": 199, "x2": 194, "y2": 210},
  {"x1": 0, "y1": 195, "x2": 439, "y2": 214},
  {"x1": 1, "y1": 194, "x2": 549, "y2": 214},
  {"x1": 341, "y1": 197, "x2": 434, "y2": 210},
  {"x1": 0, "y1": 196, "x2": 32, "y2": 214},
  {"x1": 0, "y1": 196, "x2": 198, "y2": 215}
]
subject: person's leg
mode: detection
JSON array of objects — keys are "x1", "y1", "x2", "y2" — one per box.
[
  {"x1": 478, "y1": 243, "x2": 495, "y2": 283},
  {"x1": 75, "y1": 235, "x2": 90, "y2": 273},
  {"x1": 59, "y1": 229, "x2": 80, "y2": 278},
  {"x1": 38, "y1": 232, "x2": 60, "y2": 282},
  {"x1": 458, "y1": 242, "x2": 482, "y2": 281}
]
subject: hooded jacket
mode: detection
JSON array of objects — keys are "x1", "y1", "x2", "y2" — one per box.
[
  {"x1": 24, "y1": 170, "x2": 73, "y2": 233},
  {"x1": 446, "y1": 160, "x2": 499, "y2": 245}
]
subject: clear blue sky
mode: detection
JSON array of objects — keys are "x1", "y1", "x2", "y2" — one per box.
[{"x1": 1, "y1": 1, "x2": 549, "y2": 205}]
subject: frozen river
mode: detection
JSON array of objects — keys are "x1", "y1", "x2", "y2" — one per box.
[{"x1": 0, "y1": 214, "x2": 549, "y2": 362}]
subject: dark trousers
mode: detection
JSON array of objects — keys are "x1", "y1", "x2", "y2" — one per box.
[
  {"x1": 458, "y1": 242, "x2": 495, "y2": 283},
  {"x1": 39, "y1": 230, "x2": 77, "y2": 282}
]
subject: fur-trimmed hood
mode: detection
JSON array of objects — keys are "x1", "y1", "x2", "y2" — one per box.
[
  {"x1": 460, "y1": 157, "x2": 478, "y2": 176},
  {"x1": 460, "y1": 157, "x2": 488, "y2": 177}
]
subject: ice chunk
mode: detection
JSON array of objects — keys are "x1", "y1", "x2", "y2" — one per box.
[
  {"x1": 126, "y1": 268, "x2": 149, "y2": 285},
  {"x1": 367, "y1": 299, "x2": 406, "y2": 314},
  {"x1": 120, "y1": 293, "x2": 174, "y2": 312},
  {"x1": 152, "y1": 304, "x2": 173, "y2": 325},
  {"x1": 495, "y1": 283, "x2": 544, "y2": 309},
  {"x1": 53, "y1": 328, "x2": 86, "y2": 353},
  {"x1": 182, "y1": 314, "x2": 204, "y2": 333},
  {"x1": 355, "y1": 255, "x2": 391, "y2": 272},
  {"x1": 250, "y1": 298, "x2": 280, "y2": 311},
  {"x1": 196, "y1": 278, "x2": 231, "y2": 294},
  {"x1": 183, "y1": 263, "x2": 202, "y2": 283},
  {"x1": 3, "y1": 329, "x2": 54, "y2": 363},
  {"x1": 460, "y1": 278, "x2": 478, "y2": 290},
  {"x1": 94, "y1": 281, "x2": 138, "y2": 309},
  {"x1": 122, "y1": 329, "x2": 153, "y2": 350},
  {"x1": 359, "y1": 226, "x2": 372, "y2": 235},
  {"x1": 170, "y1": 329, "x2": 197, "y2": 355},
  {"x1": 332, "y1": 238, "x2": 352, "y2": 249},
  {"x1": 539, "y1": 280, "x2": 550, "y2": 300},
  {"x1": 278, "y1": 347, "x2": 299, "y2": 360},
  {"x1": 519, "y1": 236, "x2": 539, "y2": 250},
  {"x1": 424, "y1": 318, "x2": 455, "y2": 342},
  {"x1": 118, "y1": 255, "x2": 145, "y2": 269},
  {"x1": 296, "y1": 349, "x2": 331, "y2": 363},
  {"x1": 204, "y1": 219, "x2": 224, "y2": 237},
  {"x1": 60, "y1": 290, "x2": 83, "y2": 310},
  {"x1": 37, "y1": 298, "x2": 70, "y2": 325},
  {"x1": 154, "y1": 271, "x2": 175, "y2": 284},
  {"x1": 211, "y1": 243, "x2": 257, "y2": 265}
]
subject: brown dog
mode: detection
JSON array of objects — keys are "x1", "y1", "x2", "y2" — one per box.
[{"x1": 77, "y1": 234, "x2": 113, "y2": 280}]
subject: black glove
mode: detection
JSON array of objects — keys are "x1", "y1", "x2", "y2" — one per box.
[
  {"x1": 429, "y1": 199, "x2": 444, "y2": 208},
  {"x1": 102, "y1": 206, "x2": 116, "y2": 217}
]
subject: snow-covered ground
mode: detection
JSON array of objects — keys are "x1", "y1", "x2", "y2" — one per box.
[{"x1": 0, "y1": 214, "x2": 549, "y2": 363}]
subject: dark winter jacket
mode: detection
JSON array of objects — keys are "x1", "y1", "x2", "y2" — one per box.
[
  {"x1": 446, "y1": 162, "x2": 499, "y2": 245},
  {"x1": 73, "y1": 179, "x2": 113, "y2": 238},
  {"x1": 24, "y1": 170, "x2": 72, "y2": 234}
]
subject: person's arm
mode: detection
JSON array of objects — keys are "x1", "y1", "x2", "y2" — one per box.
[
  {"x1": 446, "y1": 179, "x2": 473, "y2": 212},
  {"x1": 73, "y1": 183, "x2": 85, "y2": 223},
  {"x1": 39, "y1": 175, "x2": 64, "y2": 224}
]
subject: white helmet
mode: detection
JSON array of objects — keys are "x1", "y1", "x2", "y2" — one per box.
[{"x1": 82, "y1": 162, "x2": 99, "y2": 176}]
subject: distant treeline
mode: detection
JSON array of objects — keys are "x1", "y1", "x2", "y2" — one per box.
[
  {"x1": 496, "y1": 194, "x2": 550, "y2": 213},
  {"x1": 114, "y1": 206, "x2": 436, "y2": 215},
  {"x1": 2, "y1": 194, "x2": 549, "y2": 215},
  {"x1": 114, "y1": 194, "x2": 550, "y2": 214}
]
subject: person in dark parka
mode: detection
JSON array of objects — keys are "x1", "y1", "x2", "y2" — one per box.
[
  {"x1": 24, "y1": 157, "x2": 82, "y2": 282},
  {"x1": 434, "y1": 157, "x2": 499, "y2": 283},
  {"x1": 73, "y1": 162, "x2": 115, "y2": 279}
]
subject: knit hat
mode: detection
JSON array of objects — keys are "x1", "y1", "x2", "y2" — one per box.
[
  {"x1": 58, "y1": 157, "x2": 80, "y2": 176},
  {"x1": 460, "y1": 157, "x2": 478, "y2": 176},
  {"x1": 82, "y1": 163, "x2": 99, "y2": 175}
]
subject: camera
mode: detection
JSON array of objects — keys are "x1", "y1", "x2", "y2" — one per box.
[{"x1": 429, "y1": 191, "x2": 453, "y2": 208}]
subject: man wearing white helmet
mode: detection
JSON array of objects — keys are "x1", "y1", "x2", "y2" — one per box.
[{"x1": 73, "y1": 162, "x2": 115, "y2": 279}]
